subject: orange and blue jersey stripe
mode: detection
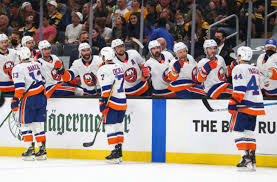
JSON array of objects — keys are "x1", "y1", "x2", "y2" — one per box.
[
  {"x1": 125, "y1": 81, "x2": 148, "y2": 96},
  {"x1": 263, "y1": 88, "x2": 277, "y2": 97},
  {"x1": 208, "y1": 82, "x2": 232, "y2": 99},
  {"x1": 168, "y1": 79, "x2": 195, "y2": 92},
  {"x1": 107, "y1": 131, "x2": 124, "y2": 145},
  {"x1": 232, "y1": 86, "x2": 246, "y2": 102},
  {"x1": 152, "y1": 89, "x2": 176, "y2": 97},
  {"x1": 238, "y1": 100, "x2": 265, "y2": 116},
  {"x1": 235, "y1": 137, "x2": 256, "y2": 150},
  {"x1": 108, "y1": 96, "x2": 127, "y2": 110},
  {"x1": 0, "y1": 81, "x2": 15, "y2": 92},
  {"x1": 101, "y1": 84, "x2": 113, "y2": 97}
]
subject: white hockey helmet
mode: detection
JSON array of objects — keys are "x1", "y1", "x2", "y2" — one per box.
[
  {"x1": 237, "y1": 46, "x2": 253, "y2": 61},
  {"x1": 0, "y1": 34, "x2": 8, "y2": 42},
  {"x1": 111, "y1": 39, "x2": 124, "y2": 49},
  {"x1": 174, "y1": 42, "x2": 188, "y2": 53},
  {"x1": 22, "y1": 36, "x2": 34, "y2": 47},
  {"x1": 203, "y1": 39, "x2": 217, "y2": 54},
  {"x1": 78, "y1": 42, "x2": 91, "y2": 52},
  {"x1": 100, "y1": 47, "x2": 115, "y2": 61},
  {"x1": 148, "y1": 40, "x2": 161, "y2": 50},
  {"x1": 17, "y1": 47, "x2": 31, "y2": 60},
  {"x1": 38, "y1": 40, "x2": 51, "y2": 51}
]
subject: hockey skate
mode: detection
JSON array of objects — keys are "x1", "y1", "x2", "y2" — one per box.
[
  {"x1": 22, "y1": 142, "x2": 35, "y2": 161},
  {"x1": 106, "y1": 147, "x2": 121, "y2": 164},
  {"x1": 249, "y1": 150, "x2": 256, "y2": 171},
  {"x1": 115, "y1": 143, "x2": 123, "y2": 163},
  {"x1": 35, "y1": 142, "x2": 47, "y2": 160},
  {"x1": 236, "y1": 153, "x2": 255, "y2": 171}
]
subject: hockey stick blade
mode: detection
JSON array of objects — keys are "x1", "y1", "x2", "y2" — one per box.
[
  {"x1": 202, "y1": 98, "x2": 227, "y2": 112},
  {"x1": 131, "y1": 37, "x2": 144, "y2": 49}
]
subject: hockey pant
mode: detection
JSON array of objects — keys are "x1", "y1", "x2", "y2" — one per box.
[
  {"x1": 176, "y1": 85, "x2": 207, "y2": 99},
  {"x1": 230, "y1": 112, "x2": 257, "y2": 151},
  {"x1": 208, "y1": 82, "x2": 233, "y2": 99},
  {"x1": 105, "y1": 108, "x2": 126, "y2": 146},
  {"x1": 46, "y1": 83, "x2": 76, "y2": 98}
]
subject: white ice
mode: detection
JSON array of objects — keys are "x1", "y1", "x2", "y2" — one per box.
[{"x1": 0, "y1": 157, "x2": 276, "y2": 182}]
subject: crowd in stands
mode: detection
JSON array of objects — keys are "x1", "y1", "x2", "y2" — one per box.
[{"x1": 0, "y1": 0, "x2": 276, "y2": 58}]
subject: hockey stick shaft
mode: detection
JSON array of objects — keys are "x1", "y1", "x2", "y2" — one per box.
[
  {"x1": 83, "y1": 80, "x2": 116, "y2": 147},
  {"x1": 0, "y1": 81, "x2": 36, "y2": 128}
]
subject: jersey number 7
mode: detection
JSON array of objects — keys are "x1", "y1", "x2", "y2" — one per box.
[{"x1": 116, "y1": 74, "x2": 124, "y2": 93}]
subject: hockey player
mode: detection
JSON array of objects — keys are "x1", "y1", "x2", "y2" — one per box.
[
  {"x1": 142, "y1": 40, "x2": 176, "y2": 97},
  {"x1": 256, "y1": 38, "x2": 277, "y2": 96},
  {"x1": 55, "y1": 43, "x2": 102, "y2": 95},
  {"x1": 168, "y1": 42, "x2": 207, "y2": 98},
  {"x1": 197, "y1": 39, "x2": 235, "y2": 99},
  {"x1": 97, "y1": 47, "x2": 127, "y2": 163},
  {"x1": 11, "y1": 47, "x2": 47, "y2": 160},
  {"x1": 37, "y1": 40, "x2": 77, "y2": 98},
  {"x1": 228, "y1": 46, "x2": 265, "y2": 171},
  {"x1": 0, "y1": 33, "x2": 20, "y2": 93},
  {"x1": 111, "y1": 39, "x2": 149, "y2": 96},
  {"x1": 21, "y1": 36, "x2": 41, "y2": 62}
]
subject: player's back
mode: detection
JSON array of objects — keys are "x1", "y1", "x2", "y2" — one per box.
[
  {"x1": 12, "y1": 61, "x2": 45, "y2": 97},
  {"x1": 97, "y1": 63, "x2": 127, "y2": 110},
  {"x1": 232, "y1": 64, "x2": 265, "y2": 115}
]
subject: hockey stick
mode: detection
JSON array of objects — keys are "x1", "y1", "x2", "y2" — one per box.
[
  {"x1": 202, "y1": 98, "x2": 277, "y2": 112},
  {"x1": 83, "y1": 79, "x2": 116, "y2": 147},
  {"x1": 131, "y1": 37, "x2": 144, "y2": 49},
  {"x1": 0, "y1": 81, "x2": 36, "y2": 128},
  {"x1": 0, "y1": 92, "x2": 5, "y2": 107}
]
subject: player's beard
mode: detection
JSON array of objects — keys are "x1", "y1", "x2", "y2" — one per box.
[
  {"x1": 83, "y1": 54, "x2": 91, "y2": 60},
  {"x1": 153, "y1": 52, "x2": 161, "y2": 59},
  {"x1": 116, "y1": 51, "x2": 125, "y2": 56}
]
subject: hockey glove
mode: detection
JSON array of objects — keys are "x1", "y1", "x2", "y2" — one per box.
[
  {"x1": 0, "y1": 92, "x2": 5, "y2": 107},
  {"x1": 202, "y1": 59, "x2": 218, "y2": 75},
  {"x1": 99, "y1": 97, "x2": 109, "y2": 123},
  {"x1": 228, "y1": 97, "x2": 240, "y2": 114},
  {"x1": 173, "y1": 60, "x2": 185, "y2": 74},
  {"x1": 11, "y1": 97, "x2": 20, "y2": 112},
  {"x1": 141, "y1": 67, "x2": 151, "y2": 81},
  {"x1": 54, "y1": 61, "x2": 65, "y2": 75}
]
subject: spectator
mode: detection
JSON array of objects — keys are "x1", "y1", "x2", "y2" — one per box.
[
  {"x1": 0, "y1": 0, "x2": 10, "y2": 15},
  {"x1": 65, "y1": 12, "x2": 83, "y2": 44},
  {"x1": 47, "y1": 1, "x2": 62, "y2": 30},
  {"x1": 69, "y1": 31, "x2": 99, "y2": 68},
  {"x1": 185, "y1": 9, "x2": 209, "y2": 58},
  {"x1": 19, "y1": 2, "x2": 39, "y2": 28},
  {"x1": 157, "y1": 37, "x2": 175, "y2": 56},
  {"x1": 60, "y1": 3, "x2": 80, "y2": 31},
  {"x1": 91, "y1": 28, "x2": 106, "y2": 51},
  {"x1": 34, "y1": 16, "x2": 56, "y2": 43},
  {"x1": 114, "y1": 0, "x2": 129, "y2": 17},
  {"x1": 124, "y1": 0, "x2": 147, "y2": 22},
  {"x1": 147, "y1": 18, "x2": 174, "y2": 51},
  {"x1": 176, "y1": 0, "x2": 193, "y2": 14},
  {"x1": 0, "y1": 15, "x2": 13, "y2": 36},
  {"x1": 9, "y1": 2, "x2": 24, "y2": 30},
  {"x1": 18, "y1": 15, "x2": 37, "y2": 37},
  {"x1": 10, "y1": 31, "x2": 22, "y2": 49},
  {"x1": 93, "y1": 0, "x2": 109, "y2": 21},
  {"x1": 145, "y1": 0, "x2": 158, "y2": 25},
  {"x1": 106, "y1": 0, "x2": 117, "y2": 7},
  {"x1": 159, "y1": 8, "x2": 174, "y2": 31},
  {"x1": 157, "y1": 0, "x2": 175, "y2": 14},
  {"x1": 81, "y1": 2, "x2": 90, "y2": 24},
  {"x1": 170, "y1": 12, "x2": 189, "y2": 42},
  {"x1": 214, "y1": 29, "x2": 234, "y2": 66},
  {"x1": 94, "y1": 19, "x2": 112, "y2": 43},
  {"x1": 253, "y1": 2, "x2": 265, "y2": 38},
  {"x1": 111, "y1": 15, "x2": 128, "y2": 41}
]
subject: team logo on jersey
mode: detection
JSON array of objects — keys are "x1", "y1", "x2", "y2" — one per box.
[
  {"x1": 124, "y1": 68, "x2": 137, "y2": 83},
  {"x1": 162, "y1": 68, "x2": 171, "y2": 83},
  {"x1": 51, "y1": 68, "x2": 61, "y2": 81},
  {"x1": 83, "y1": 72, "x2": 97, "y2": 86},
  {"x1": 191, "y1": 67, "x2": 198, "y2": 82},
  {"x1": 218, "y1": 67, "x2": 227, "y2": 81},
  {"x1": 3, "y1": 61, "x2": 14, "y2": 74}
]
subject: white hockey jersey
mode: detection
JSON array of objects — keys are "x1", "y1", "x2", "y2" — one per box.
[
  {"x1": 256, "y1": 53, "x2": 277, "y2": 96},
  {"x1": 168, "y1": 54, "x2": 199, "y2": 92},
  {"x1": 97, "y1": 63, "x2": 127, "y2": 111},
  {"x1": 231, "y1": 64, "x2": 265, "y2": 115},
  {"x1": 30, "y1": 50, "x2": 41, "y2": 62},
  {"x1": 197, "y1": 55, "x2": 232, "y2": 99},
  {"x1": 0, "y1": 49, "x2": 20, "y2": 92},
  {"x1": 68, "y1": 56, "x2": 102, "y2": 95},
  {"x1": 113, "y1": 50, "x2": 148, "y2": 96},
  {"x1": 144, "y1": 52, "x2": 176, "y2": 96},
  {"x1": 12, "y1": 61, "x2": 45, "y2": 99},
  {"x1": 37, "y1": 54, "x2": 63, "y2": 88}
]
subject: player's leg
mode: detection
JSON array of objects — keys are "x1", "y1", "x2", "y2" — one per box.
[
  {"x1": 113, "y1": 110, "x2": 126, "y2": 162},
  {"x1": 230, "y1": 112, "x2": 254, "y2": 171}
]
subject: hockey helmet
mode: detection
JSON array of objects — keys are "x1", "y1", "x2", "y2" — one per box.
[
  {"x1": 203, "y1": 39, "x2": 217, "y2": 54},
  {"x1": 0, "y1": 34, "x2": 8, "y2": 42},
  {"x1": 17, "y1": 47, "x2": 31, "y2": 60},
  {"x1": 78, "y1": 42, "x2": 91, "y2": 52},
  {"x1": 265, "y1": 38, "x2": 277, "y2": 48},
  {"x1": 100, "y1": 47, "x2": 115, "y2": 61},
  {"x1": 22, "y1": 36, "x2": 34, "y2": 47},
  {"x1": 111, "y1": 39, "x2": 124, "y2": 49},
  {"x1": 148, "y1": 40, "x2": 161, "y2": 50},
  {"x1": 38, "y1": 40, "x2": 51, "y2": 51},
  {"x1": 174, "y1": 42, "x2": 188, "y2": 53},
  {"x1": 237, "y1": 46, "x2": 253, "y2": 61}
]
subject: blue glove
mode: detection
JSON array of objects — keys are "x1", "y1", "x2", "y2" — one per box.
[
  {"x1": 99, "y1": 97, "x2": 108, "y2": 112},
  {"x1": 173, "y1": 60, "x2": 184, "y2": 74},
  {"x1": 228, "y1": 97, "x2": 240, "y2": 114},
  {"x1": 202, "y1": 59, "x2": 218, "y2": 75},
  {"x1": 11, "y1": 97, "x2": 20, "y2": 112}
]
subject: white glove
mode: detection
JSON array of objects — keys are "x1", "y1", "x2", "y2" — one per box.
[{"x1": 261, "y1": 69, "x2": 273, "y2": 79}]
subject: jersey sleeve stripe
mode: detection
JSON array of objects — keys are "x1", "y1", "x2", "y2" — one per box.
[
  {"x1": 234, "y1": 86, "x2": 247, "y2": 93},
  {"x1": 14, "y1": 83, "x2": 25, "y2": 89}
]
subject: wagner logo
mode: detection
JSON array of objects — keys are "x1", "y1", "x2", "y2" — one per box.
[
  {"x1": 163, "y1": 68, "x2": 171, "y2": 83},
  {"x1": 83, "y1": 72, "x2": 97, "y2": 86},
  {"x1": 51, "y1": 68, "x2": 61, "y2": 81},
  {"x1": 218, "y1": 67, "x2": 227, "y2": 81},
  {"x1": 124, "y1": 67, "x2": 137, "y2": 83},
  {"x1": 3, "y1": 61, "x2": 14, "y2": 74}
]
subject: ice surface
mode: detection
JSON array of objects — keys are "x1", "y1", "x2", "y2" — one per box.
[{"x1": 0, "y1": 157, "x2": 276, "y2": 182}]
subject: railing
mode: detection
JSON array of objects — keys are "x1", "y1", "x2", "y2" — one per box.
[
  {"x1": 208, "y1": 14, "x2": 239, "y2": 46},
  {"x1": 265, "y1": 0, "x2": 277, "y2": 38}
]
